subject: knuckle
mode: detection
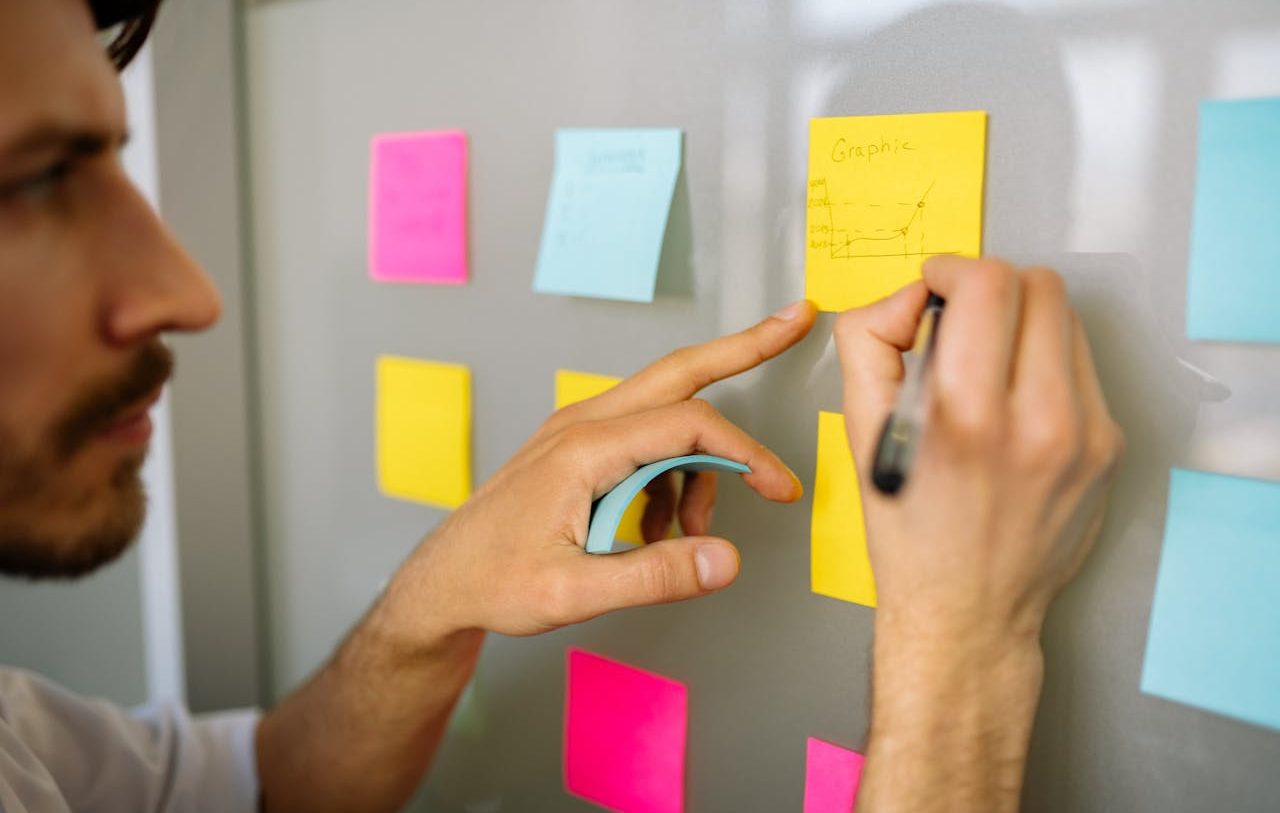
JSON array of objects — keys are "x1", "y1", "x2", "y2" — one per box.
[
  {"x1": 973, "y1": 256, "x2": 1015, "y2": 275},
  {"x1": 1017, "y1": 410, "x2": 1083, "y2": 470},
  {"x1": 833, "y1": 310, "x2": 860, "y2": 345},
  {"x1": 683, "y1": 397, "x2": 718, "y2": 422},
  {"x1": 1023, "y1": 266, "x2": 1067, "y2": 301},
  {"x1": 542, "y1": 404, "x2": 581, "y2": 435},
  {"x1": 971, "y1": 259, "x2": 1019, "y2": 304},
  {"x1": 744, "y1": 331, "x2": 772, "y2": 368},
  {"x1": 663, "y1": 344, "x2": 695, "y2": 370},
  {"x1": 1087, "y1": 420, "x2": 1126, "y2": 473},
  {"x1": 549, "y1": 423, "x2": 597, "y2": 475},
  {"x1": 537, "y1": 570, "x2": 579, "y2": 626},
  {"x1": 938, "y1": 399, "x2": 1008, "y2": 450},
  {"x1": 663, "y1": 346, "x2": 713, "y2": 390},
  {"x1": 638, "y1": 554, "x2": 686, "y2": 602},
  {"x1": 1111, "y1": 421, "x2": 1127, "y2": 460},
  {"x1": 523, "y1": 422, "x2": 555, "y2": 450},
  {"x1": 556, "y1": 421, "x2": 595, "y2": 449},
  {"x1": 536, "y1": 416, "x2": 563, "y2": 440}
]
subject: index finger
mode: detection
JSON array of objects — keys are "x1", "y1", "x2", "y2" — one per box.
[
  {"x1": 569, "y1": 299, "x2": 818, "y2": 421},
  {"x1": 565, "y1": 399, "x2": 803, "y2": 506}
]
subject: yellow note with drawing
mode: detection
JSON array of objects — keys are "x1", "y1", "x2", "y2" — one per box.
[
  {"x1": 805, "y1": 111, "x2": 986, "y2": 312},
  {"x1": 377, "y1": 356, "x2": 472, "y2": 509},
  {"x1": 555, "y1": 370, "x2": 648, "y2": 546},
  {"x1": 811, "y1": 411, "x2": 876, "y2": 607}
]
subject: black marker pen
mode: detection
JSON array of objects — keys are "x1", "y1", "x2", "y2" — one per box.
[{"x1": 871, "y1": 292, "x2": 945, "y2": 495}]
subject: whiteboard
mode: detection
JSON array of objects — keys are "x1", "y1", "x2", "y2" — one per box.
[{"x1": 241, "y1": 1, "x2": 1280, "y2": 809}]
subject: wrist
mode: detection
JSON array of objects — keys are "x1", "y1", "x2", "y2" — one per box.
[
  {"x1": 363, "y1": 523, "x2": 486, "y2": 661},
  {"x1": 871, "y1": 607, "x2": 1044, "y2": 726},
  {"x1": 863, "y1": 613, "x2": 1045, "y2": 812},
  {"x1": 873, "y1": 596, "x2": 1045, "y2": 660},
  {"x1": 346, "y1": 579, "x2": 484, "y2": 674}
]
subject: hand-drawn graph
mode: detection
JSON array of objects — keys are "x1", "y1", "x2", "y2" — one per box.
[
  {"x1": 804, "y1": 111, "x2": 987, "y2": 312},
  {"x1": 810, "y1": 178, "x2": 949, "y2": 260}
]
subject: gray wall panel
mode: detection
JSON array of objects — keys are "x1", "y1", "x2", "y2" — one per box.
[{"x1": 154, "y1": 0, "x2": 265, "y2": 711}]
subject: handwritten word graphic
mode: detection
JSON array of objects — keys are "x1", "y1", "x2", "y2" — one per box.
[{"x1": 805, "y1": 112, "x2": 986, "y2": 312}]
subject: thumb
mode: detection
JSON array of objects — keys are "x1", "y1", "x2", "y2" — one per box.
[{"x1": 573, "y1": 537, "x2": 741, "y2": 618}]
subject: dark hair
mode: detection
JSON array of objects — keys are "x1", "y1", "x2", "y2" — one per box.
[{"x1": 89, "y1": 0, "x2": 162, "y2": 70}]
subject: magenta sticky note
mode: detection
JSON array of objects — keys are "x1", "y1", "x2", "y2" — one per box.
[
  {"x1": 564, "y1": 648, "x2": 687, "y2": 813},
  {"x1": 368, "y1": 130, "x2": 468, "y2": 284},
  {"x1": 803, "y1": 737, "x2": 865, "y2": 813}
]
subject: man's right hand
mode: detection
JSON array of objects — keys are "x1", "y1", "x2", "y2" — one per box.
[{"x1": 834, "y1": 256, "x2": 1123, "y2": 813}]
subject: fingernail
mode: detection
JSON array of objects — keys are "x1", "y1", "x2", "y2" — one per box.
[
  {"x1": 788, "y1": 469, "x2": 804, "y2": 500},
  {"x1": 694, "y1": 542, "x2": 738, "y2": 590},
  {"x1": 771, "y1": 300, "x2": 809, "y2": 321}
]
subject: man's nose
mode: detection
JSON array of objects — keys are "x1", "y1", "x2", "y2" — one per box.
[{"x1": 96, "y1": 171, "x2": 221, "y2": 346}]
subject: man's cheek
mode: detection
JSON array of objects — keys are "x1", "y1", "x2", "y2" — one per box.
[
  {"x1": 0, "y1": 309, "x2": 42, "y2": 405},
  {"x1": 0, "y1": 331, "x2": 71, "y2": 447}
]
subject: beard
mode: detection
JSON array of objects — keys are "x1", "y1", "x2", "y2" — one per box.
[
  {"x1": 0, "y1": 342, "x2": 171, "y2": 580},
  {"x1": 0, "y1": 454, "x2": 146, "y2": 578}
]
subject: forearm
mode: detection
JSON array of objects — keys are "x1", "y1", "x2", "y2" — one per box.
[
  {"x1": 855, "y1": 613, "x2": 1044, "y2": 813},
  {"x1": 255, "y1": 588, "x2": 484, "y2": 813}
]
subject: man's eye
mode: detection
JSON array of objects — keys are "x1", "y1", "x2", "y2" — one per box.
[{"x1": 0, "y1": 161, "x2": 73, "y2": 204}]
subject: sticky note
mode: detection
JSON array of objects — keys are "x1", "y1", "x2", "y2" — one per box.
[
  {"x1": 1141, "y1": 468, "x2": 1280, "y2": 732},
  {"x1": 376, "y1": 356, "x2": 471, "y2": 509},
  {"x1": 805, "y1": 111, "x2": 986, "y2": 312},
  {"x1": 804, "y1": 738, "x2": 865, "y2": 813},
  {"x1": 1186, "y1": 97, "x2": 1280, "y2": 344},
  {"x1": 369, "y1": 130, "x2": 468, "y2": 284},
  {"x1": 811, "y1": 411, "x2": 876, "y2": 607},
  {"x1": 586, "y1": 456, "x2": 750, "y2": 555},
  {"x1": 555, "y1": 370, "x2": 647, "y2": 546},
  {"x1": 534, "y1": 129, "x2": 682, "y2": 302},
  {"x1": 555, "y1": 369, "x2": 625, "y2": 410},
  {"x1": 565, "y1": 648, "x2": 687, "y2": 813}
]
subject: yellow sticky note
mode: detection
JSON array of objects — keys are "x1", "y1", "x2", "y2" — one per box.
[
  {"x1": 377, "y1": 355, "x2": 471, "y2": 509},
  {"x1": 805, "y1": 111, "x2": 986, "y2": 312},
  {"x1": 555, "y1": 369, "x2": 648, "y2": 546},
  {"x1": 555, "y1": 369, "x2": 624, "y2": 409},
  {"x1": 811, "y1": 411, "x2": 876, "y2": 607}
]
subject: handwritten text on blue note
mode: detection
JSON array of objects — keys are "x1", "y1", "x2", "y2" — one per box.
[
  {"x1": 1141, "y1": 468, "x2": 1280, "y2": 732},
  {"x1": 1186, "y1": 97, "x2": 1280, "y2": 345},
  {"x1": 533, "y1": 129, "x2": 682, "y2": 303}
]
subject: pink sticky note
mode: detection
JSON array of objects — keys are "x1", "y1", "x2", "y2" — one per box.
[
  {"x1": 368, "y1": 130, "x2": 468, "y2": 284},
  {"x1": 564, "y1": 648, "x2": 687, "y2": 813},
  {"x1": 803, "y1": 737, "x2": 865, "y2": 813}
]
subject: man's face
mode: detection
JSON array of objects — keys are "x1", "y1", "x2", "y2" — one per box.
[{"x1": 0, "y1": 0, "x2": 220, "y2": 578}]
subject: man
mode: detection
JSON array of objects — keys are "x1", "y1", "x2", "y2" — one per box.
[{"x1": 0, "y1": 0, "x2": 1122, "y2": 811}]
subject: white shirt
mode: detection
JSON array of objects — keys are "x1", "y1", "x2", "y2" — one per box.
[{"x1": 0, "y1": 668, "x2": 259, "y2": 813}]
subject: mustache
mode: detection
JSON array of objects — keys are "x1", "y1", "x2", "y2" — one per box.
[{"x1": 54, "y1": 341, "x2": 174, "y2": 461}]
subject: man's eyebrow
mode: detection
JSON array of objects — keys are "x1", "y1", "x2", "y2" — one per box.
[{"x1": 0, "y1": 125, "x2": 130, "y2": 162}]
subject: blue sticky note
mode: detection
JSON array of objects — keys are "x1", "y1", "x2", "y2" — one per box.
[
  {"x1": 533, "y1": 128, "x2": 682, "y2": 302},
  {"x1": 1141, "y1": 468, "x2": 1280, "y2": 732},
  {"x1": 1186, "y1": 97, "x2": 1280, "y2": 344}
]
